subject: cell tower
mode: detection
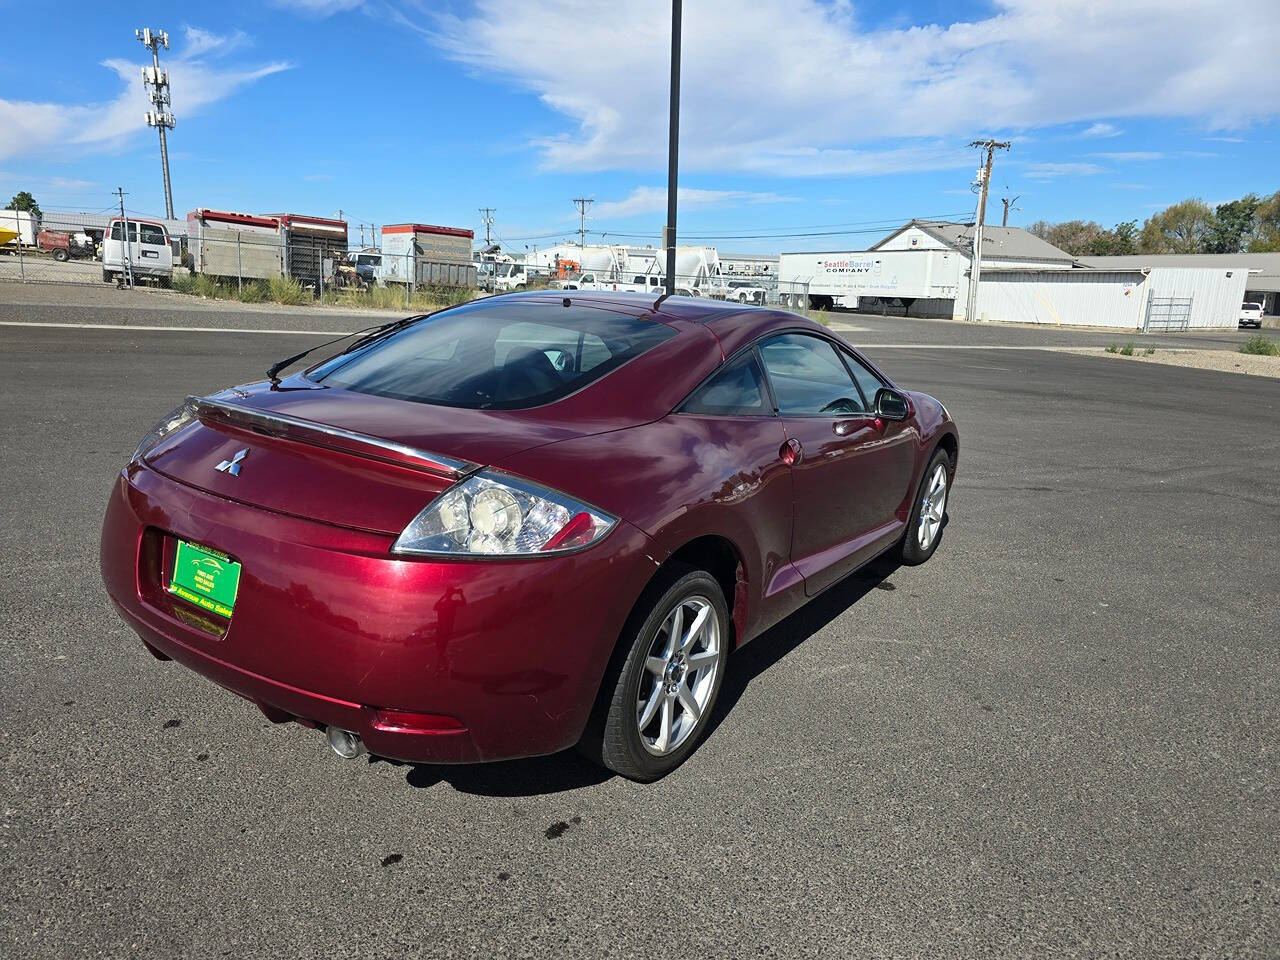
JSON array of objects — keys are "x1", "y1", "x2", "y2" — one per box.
[{"x1": 137, "y1": 27, "x2": 176, "y2": 219}]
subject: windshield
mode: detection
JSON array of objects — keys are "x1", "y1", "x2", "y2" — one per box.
[{"x1": 309, "y1": 299, "x2": 675, "y2": 410}]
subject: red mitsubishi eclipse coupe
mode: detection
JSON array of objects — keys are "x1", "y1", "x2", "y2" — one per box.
[{"x1": 101, "y1": 292, "x2": 957, "y2": 781}]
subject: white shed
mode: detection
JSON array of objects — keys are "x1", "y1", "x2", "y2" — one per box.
[{"x1": 975, "y1": 267, "x2": 1249, "y2": 330}]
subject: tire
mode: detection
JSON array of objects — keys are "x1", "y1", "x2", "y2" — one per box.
[
  {"x1": 895, "y1": 447, "x2": 952, "y2": 566},
  {"x1": 53, "y1": 248, "x2": 69, "y2": 262},
  {"x1": 590, "y1": 568, "x2": 729, "y2": 782}
]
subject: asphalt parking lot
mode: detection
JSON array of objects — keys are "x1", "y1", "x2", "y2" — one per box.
[{"x1": 1, "y1": 284, "x2": 1276, "y2": 958}]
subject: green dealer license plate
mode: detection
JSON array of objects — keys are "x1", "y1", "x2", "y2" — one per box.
[{"x1": 169, "y1": 540, "x2": 241, "y2": 619}]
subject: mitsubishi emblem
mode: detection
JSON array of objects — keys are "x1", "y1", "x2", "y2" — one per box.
[{"x1": 215, "y1": 448, "x2": 249, "y2": 477}]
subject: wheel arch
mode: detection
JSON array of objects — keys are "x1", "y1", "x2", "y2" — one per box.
[
  {"x1": 934, "y1": 429, "x2": 958, "y2": 472},
  {"x1": 664, "y1": 534, "x2": 748, "y2": 649}
]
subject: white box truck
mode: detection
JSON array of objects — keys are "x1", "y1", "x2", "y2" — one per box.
[{"x1": 0, "y1": 209, "x2": 39, "y2": 249}]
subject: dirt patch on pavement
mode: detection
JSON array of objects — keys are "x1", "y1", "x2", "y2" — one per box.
[{"x1": 1059, "y1": 347, "x2": 1280, "y2": 379}]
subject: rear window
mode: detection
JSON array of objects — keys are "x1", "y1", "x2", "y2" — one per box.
[{"x1": 308, "y1": 300, "x2": 674, "y2": 409}]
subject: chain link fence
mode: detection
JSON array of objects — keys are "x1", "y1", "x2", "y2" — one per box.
[{"x1": 3, "y1": 211, "x2": 812, "y2": 313}]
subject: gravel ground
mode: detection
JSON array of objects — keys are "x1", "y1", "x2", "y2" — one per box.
[{"x1": 1062, "y1": 347, "x2": 1280, "y2": 378}]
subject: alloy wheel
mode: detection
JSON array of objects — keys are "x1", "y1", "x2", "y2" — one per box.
[
  {"x1": 636, "y1": 596, "x2": 721, "y2": 756},
  {"x1": 917, "y1": 462, "x2": 948, "y2": 550}
]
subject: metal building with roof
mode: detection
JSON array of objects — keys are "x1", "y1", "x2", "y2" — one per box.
[{"x1": 1078, "y1": 253, "x2": 1280, "y2": 315}]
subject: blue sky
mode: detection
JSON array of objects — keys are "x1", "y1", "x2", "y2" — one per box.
[{"x1": 2, "y1": 0, "x2": 1278, "y2": 253}]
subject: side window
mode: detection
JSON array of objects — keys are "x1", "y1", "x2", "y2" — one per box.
[
  {"x1": 758, "y1": 333, "x2": 865, "y2": 416},
  {"x1": 681, "y1": 351, "x2": 771, "y2": 417},
  {"x1": 841, "y1": 349, "x2": 885, "y2": 408},
  {"x1": 139, "y1": 224, "x2": 166, "y2": 247}
]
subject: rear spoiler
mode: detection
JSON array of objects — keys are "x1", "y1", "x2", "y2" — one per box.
[{"x1": 192, "y1": 395, "x2": 479, "y2": 480}]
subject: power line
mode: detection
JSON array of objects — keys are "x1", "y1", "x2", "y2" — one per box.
[{"x1": 478, "y1": 207, "x2": 496, "y2": 246}]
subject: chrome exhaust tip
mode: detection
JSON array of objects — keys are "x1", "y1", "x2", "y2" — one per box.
[{"x1": 326, "y1": 726, "x2": 365, "y2": 760}]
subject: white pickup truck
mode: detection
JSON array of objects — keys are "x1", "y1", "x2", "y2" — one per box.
[
  {"x1": 715, "y1": 278, "x2": 768, "y2": 304},
  {"x1": 1239, "y1": 302, "x2": 1264, "y2": 328},
  {"x1": 561, "y1": 272, "x2": 703, "y2": 297}
]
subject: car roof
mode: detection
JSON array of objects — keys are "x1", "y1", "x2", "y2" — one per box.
[{"x1": 472, "y1": 289, "x2": 835, "y2": 368}]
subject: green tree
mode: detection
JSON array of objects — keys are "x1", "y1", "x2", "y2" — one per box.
[
  {"x1": 1247, "y1": 190, "x2": 1280, "y2": 252},
  {"x1": 1205, "y1": 194, "x2": 1259, "y2": 253},
  {"x1": 5, "y1": 191, "x2": 42, "y2": 219},
  {"x1": 1139, "y1": 199, "x2": 1215, "y2": 253},
  {"x1": 1088, "y1": 220, "x2": 1139, "y2": 256},
  {"x1": 1028, "y1": 219, "x2": 1103, "y2": 256}
]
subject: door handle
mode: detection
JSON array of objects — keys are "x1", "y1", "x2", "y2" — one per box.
[
  {"x1": 833, "y1": 417, "x2": 883, "y2": 436},
  {"x1": 779, "y1": 438, "x2": 803, "y2": 466}
]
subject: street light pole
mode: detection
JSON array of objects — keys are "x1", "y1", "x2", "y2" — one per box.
[{"x1": 663, "y1": 0, "x2": 682, "y2": 297}]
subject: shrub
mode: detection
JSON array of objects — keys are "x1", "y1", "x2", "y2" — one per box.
[
  {"x1": 233, "y1": 280, "x2": 269, "y2": 303},
  {"x1": 267, "y1": 274, "x2": 308, "y2": 305},
  {"x1": 171, "y1": 273, "x2": 198, "y2": 295},
  {"x1": 193, "y1": 273, "x2": 226, "y2": 299},
  {"x1": 1105, "y1": 342, "x2": 1118, "y2": 353},
  {"x1": 1118, "y1": 342, "x2": 1135, "y2": 356},
  {"x1": 1240, "y1": 335, "x2": 1279, "y2": 356}
]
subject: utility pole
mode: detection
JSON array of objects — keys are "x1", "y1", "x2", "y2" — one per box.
[
  {"x1": 663, "y1": 0, "x2": 682, "y2": 297},
  {"x1": 1001, "y1": 194, "x2": 1021, "y2": 227},
  {"x1": 572, "y1": 197, "x2": 593, "y2": 256},
  {"x1": 137, "y1": 28, "x2": 176, "y2": 220},
  {"x1": 964, "y1": 138, "x2": 1010, "y2": 322},
  {"x1": 479, "y1": 207, "x2": 495, "y2": 248},
  {"x1": 116, "y1": 187, "x2": 134, "y2": 288}
]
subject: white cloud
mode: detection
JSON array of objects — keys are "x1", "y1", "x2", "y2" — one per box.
[
  {"x1": 1024, "y1": 162, "x2": 1104, "y2": 179},
  {"x1": 1080, "y1": 122, "x2": 1122, "y2": 138},
  {"x1": 181, "y1": 26, "x2": 249, "y2": 58},
  {"x1": 0, "y1": 29, "x2": 289, "y2": 162},
  {"x1": 433, "y1": 0, "x2": 1280, "y2": 175},
  {"x1": 592, "y1": 186, "x2": 797, "y2": 219}
]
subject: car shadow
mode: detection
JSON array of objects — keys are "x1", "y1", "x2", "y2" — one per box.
[
  {"x1": 395, "y1": 553, "x2": 903, "y2": 797},
  {"x1": 702, "y1": 553, "x2": 901, "y2": 743}
]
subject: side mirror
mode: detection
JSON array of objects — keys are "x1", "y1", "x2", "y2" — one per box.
[{"x1": 875, "y1": 387, "x2": 911, "y2": 421}]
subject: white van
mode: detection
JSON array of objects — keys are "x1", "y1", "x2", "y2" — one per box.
[{"x1": 103, "y1": 217, "x2": 173, "y2": 285}]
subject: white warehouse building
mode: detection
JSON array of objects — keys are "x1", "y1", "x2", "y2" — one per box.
[{"x1": 779, "y1": 220, "x2": 1255, "y2": 330}]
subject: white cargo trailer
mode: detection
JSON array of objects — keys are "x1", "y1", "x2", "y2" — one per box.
[
  {"x1": 186, "y1": 209, "x2": 284, "y2": 280},
  {"x1": 380, "y1": 223, "x2": 476, "y2": 288},
  {"x1": 778, "y1": 249, "x2": 963, "y2": 310}
]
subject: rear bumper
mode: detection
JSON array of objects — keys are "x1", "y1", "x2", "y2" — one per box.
[{"x1": 100, "y1": 464, "x2": 662, "y2": 764}]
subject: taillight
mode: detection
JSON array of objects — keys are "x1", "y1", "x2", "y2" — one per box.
[{"x1": 391, "y1": 470, "x2": 616, "y2": 557}]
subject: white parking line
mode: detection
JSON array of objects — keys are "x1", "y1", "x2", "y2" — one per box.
[{"x1": 0, "y1": 320, "x2": 346, "y2": 336}]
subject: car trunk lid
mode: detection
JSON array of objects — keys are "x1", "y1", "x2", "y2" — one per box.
[{"x1": 143, "y1": 384, "x2": 586, "y2": 536}]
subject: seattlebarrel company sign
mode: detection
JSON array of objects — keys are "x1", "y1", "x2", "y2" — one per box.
[{"x1": 819, "y1": 258, "x2": 882, "y2": 275}]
